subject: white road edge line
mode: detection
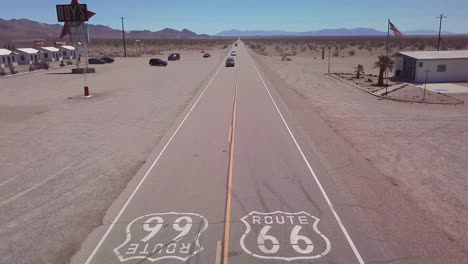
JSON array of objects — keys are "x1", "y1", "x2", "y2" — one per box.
[
  {"x1": 84, "y1": 61, "x2": 225, "y2": 264},
  {"x1": 247, "y1": 50, "x2": 366, "y2": 264}
]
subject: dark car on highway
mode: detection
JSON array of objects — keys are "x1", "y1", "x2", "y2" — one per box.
[
  {"x1": 149, "y1": 58, "x2": 168, "y2": 66},
  {"x1": 100, "y1": 57, "x2": 115, "y2": 63},
  {"x1": 88, "y1": 58, "x2": 106, "y2": 64},
  {"x1": 203, "y1": 53, "x2": 211, "y2": 58},
  {"x1": 168, "y1": 53, "x2": 181, "y2": 61},
  {"x1": 225, "y1": 58, "x2": 235, "y2": 67}
]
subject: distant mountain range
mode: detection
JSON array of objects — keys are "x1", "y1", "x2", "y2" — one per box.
[
  {"x1": 216, "y1": 28, "x2": 455, "y2": 37},
  {"x1": 0, "y1": 18, "x2": 459, "y2": 40},
  {"x1": 0, "y1": 18, "x2": 210, "y2": 40}
]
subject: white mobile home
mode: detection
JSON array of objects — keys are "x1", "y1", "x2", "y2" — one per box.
[
  {"x1": 39, "y1": 47, "x2": 63, "y2": 62},
  {"x1": 16, "y1": 48, "x2": 42, "y2": 65},
  {"x1": 60, "y1": 46, "x2": 76, "y2": 60},
  {"x1": 395, "y1": 50, "x2": 468, "y2": 83},
  {"x1": 0, "y1": 49, "x2": 18, "y2": 68}
]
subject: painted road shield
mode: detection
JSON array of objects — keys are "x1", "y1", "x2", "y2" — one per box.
[
  {"x1": 114, "y1": 212, "x2": 208, "y2": 262},
  {"x1": 240, "y1": 211, "x2": 331, "y2": 261}
]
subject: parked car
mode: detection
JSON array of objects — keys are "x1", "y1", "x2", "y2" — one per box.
[
  {"x1": 203, "y1": 53, "x2": 211, "y2": 58},
  {"x1": 149, "y1": 58, "x2": 168, "y2": 66},
  {"x1": 225, "y1": 58, "x2": 235, "y2": 67},
  {"x1": 231, "y1": 51, "x2": 237, "y2": 56},
  {"x1": 100, "y1": 57, "x2": 115, "y2": 63},
  {"x1": 168, "y1": 53, "x2": 181, "y2": 61},
  {"x1": 88, "y1": 58, "x2": 106, "y2": 64}
]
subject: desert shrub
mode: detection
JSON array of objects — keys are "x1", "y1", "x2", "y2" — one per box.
[
  {"x1": 333, "y1": 51, "x2": 339, "y2": 57},
  {"x1": 223, "y1": 45, "x2": 228, "y2": 49},
  {"x1": 281, "y1": 55, "x2": 292, "y2": 61},
  {"x1": 41, "y1": 61, "x2": 50, "y2": 70},
  {"x1": 301, "y1": 46, "x2": 307, "y2": 52},
  {"x1": 9, "y1": 66, "x2": 18, "y2": 74},
  {"x1": 29, "y1": 65, "x2": 36, "y2": 72},
  {"x1": 418, "y1": 43, "x2": 426, "y2": 50},
  {"x1": 66, "y1": 60, "x2": 73, "y2": 65},
  {"x1": 0, "y1": 68, "x2": 6, "y2": 76},
  {"x1": 358, "y1": 45, "x2": 364, "y2": 50},
  {"x1": 348, "y1": 50, "x2": 356, "y2": 56},
  {"x1": 366, "y1": 78, "x2": 373, "y2": 83}
]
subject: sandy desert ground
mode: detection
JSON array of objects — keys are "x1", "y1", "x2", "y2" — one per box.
[
  {"x1": 249, "y1": 44, "x2": 468, "y2": 254},
  {"x1": 0, "y1": 47, "x2": 229, "y2": 264}
]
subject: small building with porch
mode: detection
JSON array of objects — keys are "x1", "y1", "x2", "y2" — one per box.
[
  {"x1": 0, "y1": 49, "x2": 18, "y2": 68},
  {"x1": 15, "y1": 48, "x2": 43, "y2": 65},
  {"x1": 39, "y1": 47, "x2": 63, "y2": 62},
  {"x1": 60, "y1": 46, "x2": 76, "y2": 60},
  {"x1": 395, "y1": 50, "x2": 468, "y2": 83}
]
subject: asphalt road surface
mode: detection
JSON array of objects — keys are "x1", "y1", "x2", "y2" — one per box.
[{"x1": 70, "y1": 43, "x2": 465, "y2": 264}]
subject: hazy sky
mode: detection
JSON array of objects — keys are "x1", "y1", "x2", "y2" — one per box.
[{"x1": 2, "y1": 0, "x2": 468, "y2": 34}]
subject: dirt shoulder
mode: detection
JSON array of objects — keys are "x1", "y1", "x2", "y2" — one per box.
[{"x1": 251, "y1": 52, "x2": 468, "y2": 261}]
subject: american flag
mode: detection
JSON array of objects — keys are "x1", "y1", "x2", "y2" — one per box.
[{"x1": 389, "y1": 21, "x2": 403, "y2": 37}]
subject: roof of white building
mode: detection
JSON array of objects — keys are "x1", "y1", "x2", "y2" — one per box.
[
  {"x1": 16, "y1": 48, "x2": 40, "y2": 54},
  {"x1": 398, "y1": 50, "x2": 468, "y2": 60},
  {"x1": 40, "y1": 47, "x2": 60, "y2": 52},
  {"x1": 0, "y1": 49, "x2": 13, "y2": 56},
  {"x1": 60, "y1": 45, "x2": 75, "y2": 51}
]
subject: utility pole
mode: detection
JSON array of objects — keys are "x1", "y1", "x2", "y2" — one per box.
[
  {"x1": 328, "y1": 46, "x2": 331, "y2": 74},
  {"x1": 423, "y1": 69, "x2": 430, "y2": 101},
  {"x1": 121, "y1": 17, "x2": 127, "y2": 57},
  {"x1": 436, "y1": 14, "x2": 447, "y2": 51}
]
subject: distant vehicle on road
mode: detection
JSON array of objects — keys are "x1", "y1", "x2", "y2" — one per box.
[
  {"x1": 88, "y1": 58, "x2": 106, "y2": 64},
  {"x1": 231, "y1": 51, "x2": 237, "y2": 56},
  {"x1": 235, "y1": 42, "x2": 238, "y2": 46},
  {"x1": 225, "y1": 58, "x2": 235, "y2": 67},
  {"x1": 168, "y1": 53, "x2": 181, "y2": 61},
  {"x1": 100, "y1": 57, "x2": 114, "y2": 63},
  {"x1": 203, "y1": 53, "x2": 211, "y2": 58},
  {"x1": 149, "y1": 58, "x2": 168, "y2": 66}
]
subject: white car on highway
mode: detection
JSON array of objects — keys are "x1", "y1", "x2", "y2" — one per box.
[{"x1": 231, "y1": 51, "x2": 237, "y2": 56}]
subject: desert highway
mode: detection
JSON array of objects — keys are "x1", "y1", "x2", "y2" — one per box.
[{"x1": 72, "y1": 42, "x2": 393, "y2": 264}]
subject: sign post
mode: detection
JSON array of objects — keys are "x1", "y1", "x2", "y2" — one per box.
[{"x1": 57, "y1": 0, "x2": 95, "y2": 97}]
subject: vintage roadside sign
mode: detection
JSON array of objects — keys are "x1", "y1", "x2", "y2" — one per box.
[
  {"x1": 114, "y1": 212, "x2": 209, "y2": 262},
  {"x1": 57, "y1": 0, "x2": 95, "y2": 39},
  {"x1": 240, "y1": 211, "x2": 331, "y2": 261},
  {"x1": 56, "y1": 4, "x2": 89, "y2": 22}
]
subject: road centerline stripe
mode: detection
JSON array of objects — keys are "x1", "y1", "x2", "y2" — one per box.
[
  {"x1": 222, "y1": 63, "x2": 239, "y2": 264},
  {"x1": 246, "y1": 47, "x2": 366, "y2": 264},
  {"x1": 84, "y1": 61, "x2": 225, "y2": 264}
]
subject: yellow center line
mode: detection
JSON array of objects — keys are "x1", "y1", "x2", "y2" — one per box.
[
  {"x1": 215, "y1": 240, "x2": 222, "y2": 264},
  {"x1": 222, "y1": 58, "x2": 239, "y2": 264}
]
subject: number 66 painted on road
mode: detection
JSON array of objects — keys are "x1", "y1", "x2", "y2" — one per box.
[
  {"x1": 240, "y1": 211, "x2": 331, "y2": 261},
  {"x1": 258, "y1": 225, "x2": 314, "y2": 254}
]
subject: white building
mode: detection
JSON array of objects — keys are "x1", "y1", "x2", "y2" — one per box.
[
  {"x1": 395, "y1": 50, "x2": 468, "y2": 83},
  {"x1": 60, "y1": 46, "x2": 76, "y2": 60},
  {"x1": 39, "y1": 47, "x2": 63, "y2": 62},
  {"x1": 0, "y1": 48, "x2": 18, "y2": 68},
  {"x1": 16, "y1": 48, "x2": 43, "y2": 65}
]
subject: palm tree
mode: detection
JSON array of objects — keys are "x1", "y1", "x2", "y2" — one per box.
[
  {"x1": 354, "y1": 64, "x2": 365, "y2": 79},
  {"x1": 373, "y1": 55, "x2": 395, "y2": 86}
]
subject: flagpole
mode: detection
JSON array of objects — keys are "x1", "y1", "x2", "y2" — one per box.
[
  {"x1": 386, "y1": 19, "x2": 390, "y2": 56},
  {"x1": 385, "y1": 19, "x2": 390, "y2": 95}
]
